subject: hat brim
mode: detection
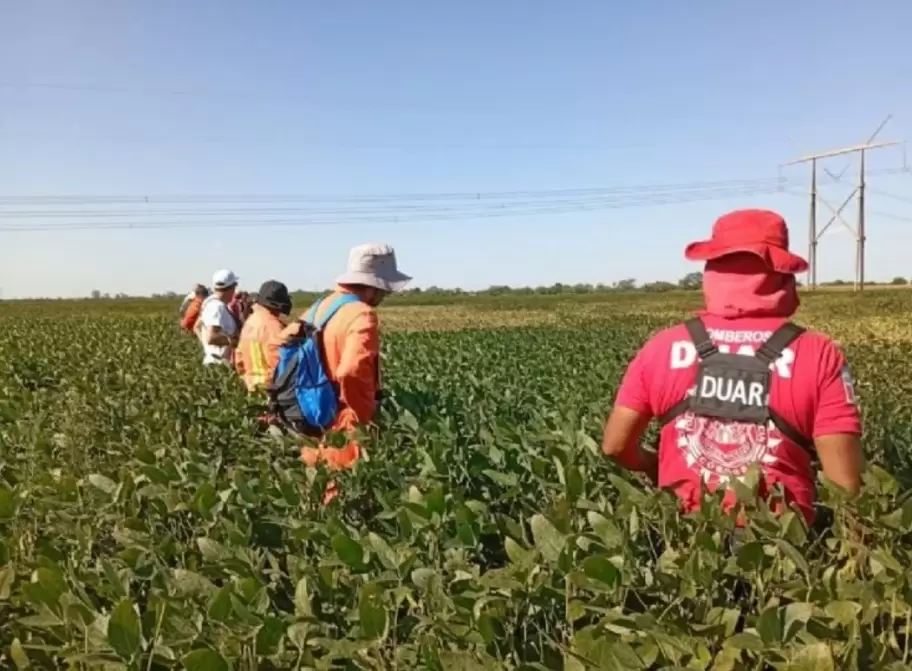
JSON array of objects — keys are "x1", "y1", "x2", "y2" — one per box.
[
  {"x1": 685, "y1": 241, "x2": 808, "y2": 274},
  {"x1": 335, "y1": 269, "x2": 412, "y2": 293},
  {"x1": 213, "y1": 274, "x2": 240, "y2": 289},
  {"x1": 257, "y1": 297, "x2": 292, "y2": 316}
]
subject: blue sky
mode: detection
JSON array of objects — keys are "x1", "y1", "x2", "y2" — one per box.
[{"x1": 2, "y1": 0, "x2": 911, "y2": 299}]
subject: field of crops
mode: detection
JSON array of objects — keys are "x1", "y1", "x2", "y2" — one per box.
[{"x1": 2, "y1": 290, "x2": 912, "y2": 670}]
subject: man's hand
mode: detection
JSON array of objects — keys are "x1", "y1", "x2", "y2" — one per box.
[
  {"x1": 603, "y1": 406, "x2": 656, "y2": 479},
  {"x1": 639, "y1": 446, "x2": 659, "y2": 484}
]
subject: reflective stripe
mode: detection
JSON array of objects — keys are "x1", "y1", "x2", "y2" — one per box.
[
  {"x1": 238, "y1": 307, "x2": 284, "y2": 391},
  {"x1": 247, "y1": 340, "x2": 269, "y2": 388}
]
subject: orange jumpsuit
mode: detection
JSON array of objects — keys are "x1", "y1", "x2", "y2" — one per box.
[
  {"x1": 180, "y1": 296, "x2": 204, "y2": 332},
  {"x1": 276, "y1": 287, "x2": 380, "y2": 493}
]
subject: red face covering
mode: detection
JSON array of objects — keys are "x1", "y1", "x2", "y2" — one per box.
[{"x1": 700, "y1": 253, "x2": 799, "y2": 319}]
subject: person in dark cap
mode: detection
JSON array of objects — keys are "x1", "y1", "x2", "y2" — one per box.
[
  {"x1": 603, "y1": 209, "x2": 863, "y2": 532},
  {"x1": 235, "y1": 280, "x2": 293, "y2": 392}
]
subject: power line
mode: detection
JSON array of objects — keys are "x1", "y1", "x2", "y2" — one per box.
[
  {"x1": 2, "y1": 168, "x2": 907, "y2": 210},
  {"x1": 0, "y1": 185, "x2": 791, "y2": 220},
  {"x1": 0, "y1": 167, "x2": 906, "y2": 233},
  {"x1": 869, "y1": 210, "x2": 912, "y2": 224},
  {"x1": 1, "y1": 126, "x2": 657, "y2": 152},
  {"x1": 0, "y1": 183, "x2": 800, "y2": 233},
  {"x1": 0, "y1": 177, "x2": 788, "y2": 206},
  {"x1": 0, "y1": 79, "x2": 481, "y2": 112},
  {"x1": 0, "y1": 79, "x2": 660, "y2": 116},
  {"x1": 868, "y1": 187, "x2": 912, "y2": 206}
]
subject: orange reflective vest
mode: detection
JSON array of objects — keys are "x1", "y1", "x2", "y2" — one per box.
[{"x1": 235, "y1": 305, "x2": 285, "y2": 392}]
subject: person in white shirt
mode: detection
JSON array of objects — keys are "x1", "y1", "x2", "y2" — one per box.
[{"x1": 198, "y1": 269, "x2": 241, "y2": 366}]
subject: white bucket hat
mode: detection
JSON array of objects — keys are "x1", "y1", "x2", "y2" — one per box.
[
  {"x1": 212, "y1": 268, "x2": 239, "y2": 289},
  {"x1": 335, "y1": 243, "x2": 411, "y2": 293}
]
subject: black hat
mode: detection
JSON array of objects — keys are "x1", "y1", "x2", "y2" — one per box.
[{"x1": 256, "y1": 280, "x2": 292, "y2": 315}]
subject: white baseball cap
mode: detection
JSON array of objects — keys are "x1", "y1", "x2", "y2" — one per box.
[{"x1": 212, "y1": 269, "x2": 239, "y2": 289}]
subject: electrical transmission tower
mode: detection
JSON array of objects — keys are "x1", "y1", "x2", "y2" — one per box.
[{"x1": 783, "y1": 117, "x2": 906, "y2": 291}]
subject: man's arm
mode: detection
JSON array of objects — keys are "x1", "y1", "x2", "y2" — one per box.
[
  {"x1": 203, "y1": 324, "x2": 234, "y2": 347},
  {"x1": 815, "y1": 434, "x2": 863, "y2": 495},
  {"x1": 200, "y1": 302, "x2": 236, "y2": 347},
  {"x1": 603, "y1": 406, "x2": 657, "y2": 481},
  {"x1": 603, "y1": 343, "x2": 659, "y2": 482},
  {"x1": 813, "y1": 343, "x2": 864, "y2": 495},
  {"x1": 335, "y1": 309, "x2": 380, "y2": 427},
  {"x1": 262, "y1": 323, "x2": 286, "y2": 385}
]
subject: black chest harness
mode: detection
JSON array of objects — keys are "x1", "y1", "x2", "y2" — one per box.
[{"x1": 658, "y1": 318, "x2": 814, "y2": 455}]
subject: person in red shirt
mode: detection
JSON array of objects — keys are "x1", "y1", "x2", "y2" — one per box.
[{"x1": 603, "y1": 209, "x2": 863, "y2": 526}]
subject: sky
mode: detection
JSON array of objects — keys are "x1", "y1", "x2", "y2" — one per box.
[{"x1": 1, "y1": 0, "x2": 911, "y2": 299}]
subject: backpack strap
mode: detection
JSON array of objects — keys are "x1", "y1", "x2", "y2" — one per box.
[
  {"x1": 755, "y1": 322, "x2": 814, "y2": 454},
  {"x1": 754, "y1": 322, "x2": 805, "y2": 365},
  {"x1": 685, "y1": 318, "x2": 718, "y2": 361},
  {"x1": 659, "y1": 396, "x2": 690, "y2": 426},
  {"x1": 304, "y1": 297, "x2": 325, "y2": 325},
  {"x1": 769, "y1": 410, "x2": 814, "y2": 453},
  {"x1": 314, "y1": 293, "x2": 360, "y2": 330},
  {"x1": 658, "y1": 319, "x2": 715, "y2": 425}
]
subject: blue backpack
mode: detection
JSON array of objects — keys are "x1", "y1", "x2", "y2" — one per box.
[{"x1": 267, "y1": 293, "x2": 360, "y2": 436}]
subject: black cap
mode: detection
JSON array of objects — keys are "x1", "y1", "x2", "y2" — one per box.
[{"x1": 256, "y1": 280, "x2": 292, "y2": 315}]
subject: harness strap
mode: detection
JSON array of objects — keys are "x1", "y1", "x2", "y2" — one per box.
[
  {"x1": 769, "y1": 409, "x2": 814, "y2": 453},
  {"x1": 754, "y1": 322, "x2": 806, "y2": 365},
  {"x1": 658, "y1": 319, "x2": 815, "y2": 456},
  {"x1": 685, "y1": 318, "x2": 718, "y2": 360},
  {"x1": 658, "y1": 397, "x2": 690, "y2": 425}
]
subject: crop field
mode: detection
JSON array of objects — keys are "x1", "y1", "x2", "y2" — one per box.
[{"x1": 2, "y1": 290, "x2": 912, "y2": 670}]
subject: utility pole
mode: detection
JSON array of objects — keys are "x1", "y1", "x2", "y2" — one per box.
[{"x1": 784, "y1": 119, "x2": 902, "y2": 292}]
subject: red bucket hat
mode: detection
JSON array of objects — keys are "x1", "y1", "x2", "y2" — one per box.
[{"x1": 685, "y1": 209, "x2": 808, "y2": 274}]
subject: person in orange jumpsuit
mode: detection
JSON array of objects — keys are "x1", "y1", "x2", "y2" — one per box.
[
  {"x1": 235, "y1": 281, "x2": 293, "y2": 393},
  {"x1": 276, "y1": 243, "x2": 412, "y2": 501},
  {"x1": 179, "y1": 284, "x2": 209, "y2": 333}
]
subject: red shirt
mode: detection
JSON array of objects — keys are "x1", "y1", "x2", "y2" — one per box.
[{"x1": 615, "y1": 315, "x2": 861, "y2": 523}]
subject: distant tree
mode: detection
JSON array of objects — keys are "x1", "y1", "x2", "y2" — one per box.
[
  {"x1": 891, "y1": 276, "x2": 909, "y2": 285},
  {"x1": 486, "y1": 285, "x2": 512, "y2": 295},
  {"x1": 678, "y1": 272, "x2": 703, "y2": 290},
  {"x1": 614, "y1": 278, "x2": 637, "y2": 291},
  {"x1": 643, "y1": 281, "x2": 677, "y2": 293},
  {"x1": 90, "y1": 290, "x2": 101, "y2": 299}
]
